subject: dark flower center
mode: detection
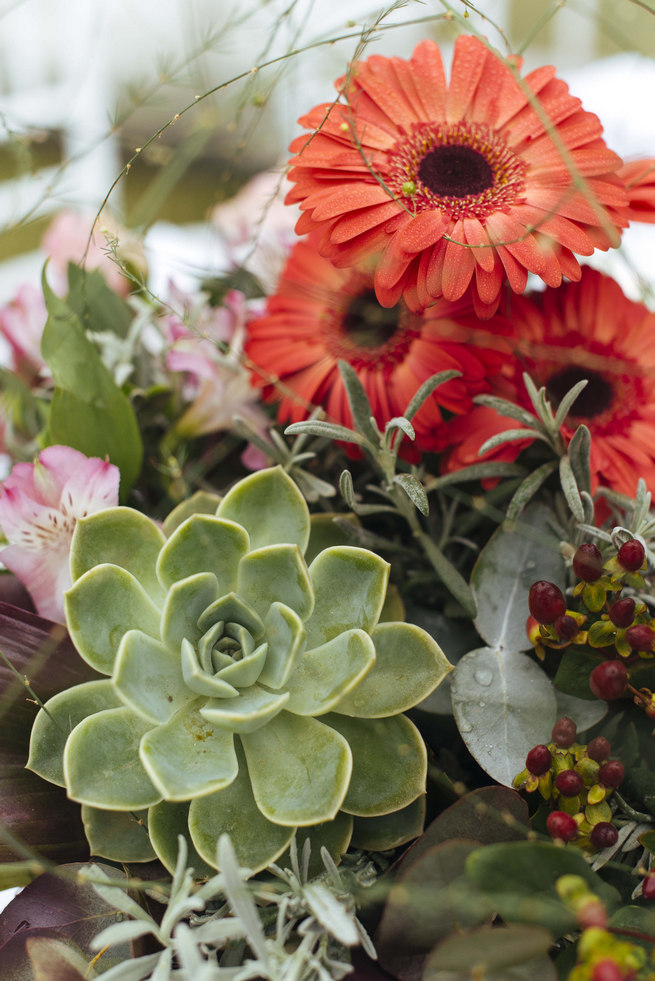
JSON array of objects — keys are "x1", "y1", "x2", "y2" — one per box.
[
  {"x1": 546, "y1": 366, "x2": 614, "y2": 419},
  {"x1": 418, "y1": 144, "x2": 494, "y2": 198},
  {"x1": 342, "y1": 290, "x2": 401, "y2": 349}
]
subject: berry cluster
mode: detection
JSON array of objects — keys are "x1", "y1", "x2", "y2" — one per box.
[
  {"x1": 514, "y1": 717, "x2": 623, "y2": 851},
  {"x1": 527, "y1": 536, "x2": 655, "y2": 714},
  {"x1": 567, "y1": 925, "x2": 651, "y2": 981}
]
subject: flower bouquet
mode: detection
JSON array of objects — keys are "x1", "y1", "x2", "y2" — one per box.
[{"x1": 3, "y1": 4, "x2": 655, "y2": 979}]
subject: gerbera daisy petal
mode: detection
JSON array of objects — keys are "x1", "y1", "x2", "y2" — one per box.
[
  {"x1": 443, "y1": 268, "x2": 655, "y2": 497},
  {"x1": 446, "y1": 35, "x2": 489, "y2": 123},
  {"x1": 246, "y1": 232, "x2": 504, "y2": 453},
  {"x1": 287, "y1": 37, "x2": 626, "y2": 312},
  {"x1": 618, "y1": 157, "x2": 655, "y2": 224}
]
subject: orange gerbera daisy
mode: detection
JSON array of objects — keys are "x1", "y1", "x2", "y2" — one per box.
[
  {"x1": 618, "y1": 157, "x2": 655, "y2": 224},
  {"x1": 443, "y1": 267, "x2": 655, "y2": 497},
  {"x1": 245, "y1": 232, "x2": 509, "y2": 453},
  {"x1": 287, "y1": 36, "x2": 628, "y2": 318}
]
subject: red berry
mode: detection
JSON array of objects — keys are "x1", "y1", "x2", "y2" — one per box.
[
  {"x1": 554, "y1": 614, "x2": 578, "y2": 642},
  {"x1": 551, "y1": 716, "x2": 577, "y2": 748},
  {"x1": 528, "y1": 581, "x2": 566, "y2": 624},
  {"x1": 591, "y1": 960, "x2": 624, "y2": 981},
  {"x1": 617, "y1": 539, "x2": 645, "y2": 572},
  {"x1": 642, "y1": 872, "x2": 655, "y2": 900},
  {"x1": 586, "y1": 737, "x2": 611, "y2": 762},
  {"x1": 525, "y1": 744, "x2": 552, "y2": 776},
  {"x1": 546, "y1": 810, "x2": 578, "y2": 842},
  {"x1": 589, "y1": 661, "x2": 628, "y2": 701},
  {"x1": 625, "y1": 623, "x2": 654, "y2": 652},
  {"x1": 598, "y1": 760, "x2": 625, "y2": 788},
  {"x1": 590, "y1": 822, "x2": 619, "y2": 848},
  {"x1": 573, "y1": 543, "x2": 604, "y2": 582},
  {"x1": 609, "y1": 597, "x2": 636, "y2": 628},
  {"x1": 555, "y1": 769, "x2": 583, "y2": 797}
]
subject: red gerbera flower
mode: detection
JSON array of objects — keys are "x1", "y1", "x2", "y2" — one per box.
[
  {"x1": 287, "y1": 36, "x2": 628, "y2": 318},
  {"x1": 245, "y1": 232, "x2": 510, "y2": 453},
  {"x1": 443, "y1": 267, "x2": 655, "y2": 497},
  {"x1": 618, "y1": 157, "x2": 655, "y2": 224}
]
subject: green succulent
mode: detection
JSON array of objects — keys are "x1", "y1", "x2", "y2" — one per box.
[{"x1": 28, "y1": 467, "x2": 451, "y2": 874}]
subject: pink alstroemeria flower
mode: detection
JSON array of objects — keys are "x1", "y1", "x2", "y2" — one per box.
[
  {"x1": 165, "y1": 287, "x2": 271, "y2": 469},
  {"x1": 0, "y1": 446, "x2": 120, "y2": 622},
  {"x1": 0, "y1": 284, "x2": 47, "y2": 384}
]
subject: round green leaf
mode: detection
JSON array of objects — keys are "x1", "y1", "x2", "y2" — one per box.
[
  {"x1": 450, "y1": 647, "x2": 557, "y2": 787},
  {"x1": 304, "y1": 546, "x2": 389, "y2": 647},
  {"x1": 157, "y1": 515, "x2": 249, "y2": 591},
  {"x1": 327, "y1": 713, "x2": 426, "y2": 817},
  {"x1": 64, "y1": 707, "x2": 161, "y2": 810},
  {"x1": 333, "y1": 621, "x2": 452, "y2": 717},
  {"x1": 217, "y1": 466, "x2": 311, "y2": 552},
  {"x1": 28, "y1": 680, "x2": 121, "y2": 786},
  {"x1": 139, "y1": 702, "x2": 238, "y2": 800},
  {"x1": 65, "y1": 565, "x2": 162, "y2": 674},
  {"x1": 285, "y1": 629, "x2": 376, "y2": 716},
  {"x1": 70, "y1": 507, "x2": 166, "y2": 603},
  {"x1": 241, "y1": 713, "x2": 352, "y2": 825}
]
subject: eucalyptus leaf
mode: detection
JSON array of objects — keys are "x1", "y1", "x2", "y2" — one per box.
[
  {"x1": 554, "y1": 691, "x2": 607, "y2": 732},
  {"x1": 471, "y1": 504, "x2": 566, "y2": 652},
  {"x1": 450, "y1": 648, "x2": 557, "y2": 786},
  {"x1": 393, "y1": 474, "x2": 429, "y2": 515},
  {"x1": 559, "y1": 455, "x2": 584, "y2": 522}
]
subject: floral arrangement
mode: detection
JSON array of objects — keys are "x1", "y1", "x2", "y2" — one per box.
[{"x1": 4, "y1": 5, "x2": 655, "y2": 981}]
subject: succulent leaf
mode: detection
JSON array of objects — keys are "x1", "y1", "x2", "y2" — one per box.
[
  {"x1": 259, "y1": 602, "x2": 306, "y2": 689},
  {"x1": 81, "y1": 806, "x2": 155, "y2": 863},
  {"x1": 113, "y1": 631, "x2": 190, "y2": 724},
  {"x1": 200, "y1": 684, "x2": 290, "y2": 733},
  {"x1": 157, "y1": 516, "x2": 249, "y2": 591},
  {"x1": 148, "y1": 800, "x2": 216, "y2": 879},
  {"x1": 328, "y1": 713, "x2": 427, "y2": 816},
  {"x1": 139, "y1": 701, "x2": 238, "y2": 800},
  {"x1": 241, "y1": 713, "x2": 353, "y2": 825},
  {"x1": 63, "y1": 707, "x2": 161, "y2": 809},
  {"x1": 332, "y1": 621, "x2": 452, "y2": 717},
  {"x1": 70, "y1": 507, "x2": 166, "y2": 602},
  {"x1": 188, "y1": 756, "x2": 295, "y2": 874},
  {"x1": 28, "y1": 679, "x2": 121, "y2": 786},
  {"x1": 305, "y1": 546, "x2": 390, "y2": 647},
  {"x1": 160, "y1": 573, "x2": 220, "y2": 652},
  {"x1": 216, "y1": 466, "x2": 310, "y2": 552},
  {"x1": 284, "y1": 629, "x2": 376, "y2": 716},
  {"x1": 237, "y1": 543, "x2": 314, "y2": 620},
  {"x1": 65, "y1": 565, "x2": 161, "y2": 674}
]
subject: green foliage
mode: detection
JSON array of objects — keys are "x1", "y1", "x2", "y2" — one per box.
[{"x1": 40, "y1": 271, "x2": 143, "y2": 497}]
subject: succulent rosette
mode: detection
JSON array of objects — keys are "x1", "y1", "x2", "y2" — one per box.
[{"x1": 28, "y1": 467, "x2": 451, "y2": 874}]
